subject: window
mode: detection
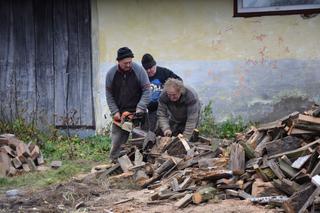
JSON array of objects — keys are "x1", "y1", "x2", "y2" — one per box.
[{"x1": 234, "y1": 0, "x2": 320, "y2": 17}]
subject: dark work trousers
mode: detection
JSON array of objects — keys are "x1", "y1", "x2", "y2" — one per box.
[
  {"x1": 109, "y1": 123, "x2": 130, "y2": 161},
  {"x1": 148, "y1": 110, "x2": 158, "y2": 132}
]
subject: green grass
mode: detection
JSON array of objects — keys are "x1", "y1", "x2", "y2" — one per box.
[
  {"x1": 0, "y1": 160, "x2": 93, "y2": 192},
  {"x1": 0, "y1": 118, "x2": 112, "y2": 190}
]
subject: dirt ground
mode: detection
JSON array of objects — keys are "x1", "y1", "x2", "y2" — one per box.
[{"x1": 0, "y1": 173, "x2": 278, "y2": 213}]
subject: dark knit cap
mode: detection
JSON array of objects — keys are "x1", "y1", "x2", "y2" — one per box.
[
  {"x1": 116, "y1": 47, "x2": 134, "y2": 61},
  {"x1": 141, "y1": 53, "x2": 156, "y2": 69}
]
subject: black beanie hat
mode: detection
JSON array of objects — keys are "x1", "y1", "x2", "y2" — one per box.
[
  {"x1": 117, "y1": 47, "x2": 134, "y2": 61},
  {"x1": 141, "y1": 53, "x2": 156, "y2": 69}
]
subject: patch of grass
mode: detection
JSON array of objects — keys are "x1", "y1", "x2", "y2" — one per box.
[{"x1": 0, "y1": 161, "x2": 93, "y2": 192}]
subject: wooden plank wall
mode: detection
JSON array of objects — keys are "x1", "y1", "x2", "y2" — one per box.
[{"x1": 0, "y1": 0, "x2": 94, "y2": 128}]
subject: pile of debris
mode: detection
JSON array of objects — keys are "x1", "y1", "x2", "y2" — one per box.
[
  {"x1": 95, "y1": 105, "x2": 320, "y2": 212},
  {"x1": 0, "y1": 134, "x2": 44, "y2": 177}
]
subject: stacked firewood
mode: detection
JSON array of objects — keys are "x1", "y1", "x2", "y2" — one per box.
[
  {"x1": 97, "y1": 105, "x2": 320, "y2": 212},
  {"x1": 0, "y1": 134, "x2": 44, "y2": 177}
]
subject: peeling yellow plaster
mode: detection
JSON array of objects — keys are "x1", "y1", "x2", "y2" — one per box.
[{"x1": 96, "y1": 0, "x2": 320, "y2": 62}]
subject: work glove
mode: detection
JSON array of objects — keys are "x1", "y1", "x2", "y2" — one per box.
[
  {"x1": 164, "y1": 129, "x2": 172, "y2": 137},
  {"x1": 113, "y1": 112, "x2": 121, "y2": 121}
]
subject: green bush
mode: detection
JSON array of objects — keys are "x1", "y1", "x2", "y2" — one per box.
[{"x1": 198, "y1": 101, "x2": 247, "y2": 139}]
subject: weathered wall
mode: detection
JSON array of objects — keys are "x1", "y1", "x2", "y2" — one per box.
[{"x1": 93, "y1": 0, "x2": 320, "y2": 131}]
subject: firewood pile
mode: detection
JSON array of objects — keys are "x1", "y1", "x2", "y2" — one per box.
[
  {"x1": 97, "y1": 105, "x2": 320, "y2": 211},
  {"x1": 0, "y1": 134, "x2": 44, "y2": 177}
]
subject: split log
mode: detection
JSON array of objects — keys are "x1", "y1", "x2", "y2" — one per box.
[
  {"x1": 265, "y1": 136, "x2": 302, "y2": 156},
  {"x1": 255, "y1": 134, "x2": 272, "y2": 157},
  {"x1": 278, "y1": 158, "x2": 298, "y2": 178},
  {"x1": 268, "y1": 138, "x2": 320, "y2": 159},
  {"x1": 267, "y1": 159, "x2": 285, "y2": 180},
  {"x1": 297, "y1": 114, "x2": 320, "y2": 125},
  {"x1": 189, "y1": 129, "x2": 199, "y2": 142},
  {"x1": 118, "y1": 155, "x2": 134, "y2": 173},
  {"x1": 191, "y1": 169, "x2": 233, "y2": 181},
  {"x1": 174, "y1": 193, "x2": 193, "y2": 208},
  {"x1": 272, "y1": 179, "x2": 301, "y2": 196},
  {"x1": 291, "y1": 154, "x2": 311, "y2": 170},
  {"x1": 12, "y1": 157, "x2": 22, "y2": 169},
  {"x1": 16, "y1": 142, "x2": 31, "y2": 158},
  {"x1": 298, "y1": 187, "x2": 320, "y2": 213},
  {"x1": 192, "y1": 187, "x2": 217, "y2": 204},
  {"x1": 282, "y1": 184, "x2": 316, "y2": 213},
  {"x1": 230, "y1": 143, "x2": 245, "y2": 175},
  {"x1": 0, "y1": 151, "x2": 11, "y2": 177},
  {"x1": 239, "y1": 141, "x2": 256, "y2": 159},
  {"x1": 198, "y1": 157, "x2": 228, "y2": 169},
  {"x1": 249, "y1": 196, "x2": 288, "y2": 205}
]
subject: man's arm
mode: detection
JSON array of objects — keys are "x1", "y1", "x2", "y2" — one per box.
[
  {"x1": 183, "y1": 98, "x2": 200, "y2": 139},
  {"x1": 157, "y1": 98, "x2": 171, "y2": 132},
  {"x1": 105, "y1": 68, "x2": 119, "y2": 115}
]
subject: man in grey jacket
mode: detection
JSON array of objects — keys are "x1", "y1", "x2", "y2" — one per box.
[
  {"x1": 157, "y1": 78, "x2": 200, "y2": 140},
  {"x1": 106, "y1": 47, "x2": 150, "y2": 161}
]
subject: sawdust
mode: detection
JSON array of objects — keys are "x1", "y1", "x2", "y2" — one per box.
[{"x1": 0, "y1": 173, "x2": 276, "y2": 213}]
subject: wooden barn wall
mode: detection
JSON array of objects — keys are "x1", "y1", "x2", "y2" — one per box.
[{"x1": 0, "y1": 0, "x2": 94, "y2": 128}]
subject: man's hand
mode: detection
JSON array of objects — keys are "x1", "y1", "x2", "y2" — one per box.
[
  {"x1": 113, "y1": 112, "x2": 121, "y2": 121},
  {"x1": 164, "y1": 129, "x2": 172, "y2": 137}
]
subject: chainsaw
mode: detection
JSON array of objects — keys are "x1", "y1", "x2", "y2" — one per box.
[{"x1": 113, "y1": 111, "x2": 145, "y2": 132}]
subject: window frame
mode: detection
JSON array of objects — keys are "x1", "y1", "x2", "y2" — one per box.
[{"x1": 234, "y1": 0, "x2": 320, "y2": 17}]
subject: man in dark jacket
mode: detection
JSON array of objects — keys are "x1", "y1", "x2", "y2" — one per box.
[
  {"x1": 106, "y1": 47, "x2": 150, "y2": 161},
  {"x1": 157, "y1": 78, "x2": 200, "y2": 140},
  {"x1": 141, "y1": 53, "x2": 182, "y2": 131}
]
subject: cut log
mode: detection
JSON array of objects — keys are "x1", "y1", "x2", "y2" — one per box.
[
  {"x1": 36, "y1": 152, "x2": 44, "y2": 165},
  {"x1": 16, "y1": 142, "x2": 31, "y2": 158},
  {"x1": 198, "y1": 157, "x2": 228, "y2": 169},
  {"x1": 265, "y1": 136, "x2": 302, "y2": 156},
  {"x1": 178, "y1": 176, "x2": 192, "y2": 190},
  {"x1": 155, "y1": 158, "x2": 175, "y2": 176},
  {"x1": 278, "y1": 158, "x2": 298, "y2": 178},
  {"x1": 267, "y1": 159, "x2": 285, "y2": 180},
  {"x1": 230, "y1": 143, "x2": 245, "y2": 175},
  {"x1": 282, "y1": 184, "x2": 316, "y2": 213},
  {"x1": 51, "y1": 160, "x2": 62, "y2": 169},
  {"x1": 294, "y1": 123, "x2": 320, "y2": 132},
  {"x1": 133, "y1": 169, "x2": 148, "y2": 186},
  {"x1": 191, "y1": 169, "x2": 233, "y2": 181},
  {"x1": 247, "y1": 131, "x2": 265, "y2": 149},
  {"x1": 291, "y1": 154, "x2": 311, "y2": 170},
  {"x1": 12, "y1": 157, "x2": 22, "y2": 169},
  {"x1": 22, "y1": 163, "x2": 31, "y2": 172},
  {"x1": 164, "y1": 134, "x2": 190, "y2": 157},
  {"x1": 30, "y1": 145, "x2": 40, "y2": 160},
  {"x1": 255, "y1": 134, "x2": 272, "y2": 157},
  {"x1": 298, "y1": 187, "x2": 320, "y2": 213},
  {"x1": 26, "y1": 158, "x2": 37, "y2": 171},
  {"x1": 0, "y1": 151, "x2": 11, "y2": 177},
  {"x1": 1, "y1": 146, "x2": 16, "y2": 158},
  {"x1": 239, "y1": 141, "x2": 256, "y2": 159},
  {"x1": 174, "y1": 193, "x2": 193, "y2": 208},
  {"x1": 117, "y1": 155, "x2": 134, "y2": 173},
  {"x1": 272, "y1": 179, "x2": 301, "y2": 196},
  {"x1": 192, "y1": 187, "x2": 217, "y2": 204},
  {"x1": 297, "y1": 114, "x2": 320, "y2": 125},
  {"x1": 249, "y1": 196, "x2": 288, "y2": 205},
  {"x1": 189, "y1": 129, "x2": 199, "y2": 142},
  {"x1": 268, "y1": 138, "x2": 320, "y2": 159},
  {"x1": 251, "y1": 178, "x2": 281, "y2": 197},
  {"x1": 134, "y1": 148, "x2": 144, "y2": 166},
  {"x1": 170, "y1": 177, "x2": 180, "y2": 192}
]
